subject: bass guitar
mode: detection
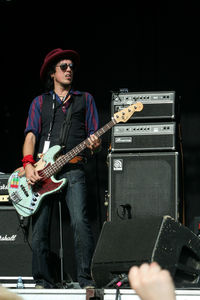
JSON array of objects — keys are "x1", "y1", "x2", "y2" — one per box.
[{"x1": 8, "y1": 102, "x2": 143, "y2": 217}]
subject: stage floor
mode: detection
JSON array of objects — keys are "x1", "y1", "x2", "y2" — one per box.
[
  {"x1": 2, "y1": 278, "x2": 200, "y2": 299},
  {"x1": 8, "y1": 288, "x2": 200, "y2": 300}
]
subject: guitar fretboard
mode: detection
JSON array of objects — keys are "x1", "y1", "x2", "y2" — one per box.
[{"x1": 43, "y1": 118, "x2": 116, "y2": 178}]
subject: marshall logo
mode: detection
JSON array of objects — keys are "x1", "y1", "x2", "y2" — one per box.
[
  {"x1": 0, "y1": 184, "x2": 8, "y2": 190},
  {"x1": 0, "y1": 174, "x2": 10, "y2": 194},
  {"x1": 0, "y1": 234, "x2": 17, "y2": 241}
]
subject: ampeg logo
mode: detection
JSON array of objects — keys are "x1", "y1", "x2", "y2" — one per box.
[
  {"x1": 0, "y1": 234, "x2": 17, "y2": 241},
  {"x1": 113, "y1": 159, "x2": 123, "y2": 171}
]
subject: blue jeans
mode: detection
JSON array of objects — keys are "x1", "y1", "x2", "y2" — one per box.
[{"x1": 32, "y1": 166, "x2": 95, "y2": 288}]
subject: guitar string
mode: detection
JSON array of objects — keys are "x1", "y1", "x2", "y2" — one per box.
[
  {"x1": 13, "y1": 107, "x2": 136, "y2": 214},
  {"x1": 38, "y1": 119, "x2": 117, "y2": 180},
  {"x1": 14, "y1": 108, "x2": 134, "y2": 211}
]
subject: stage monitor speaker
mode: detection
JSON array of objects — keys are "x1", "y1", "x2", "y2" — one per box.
[
  {"x1": 91, "y1": 216, "x2": 200, "y2": 288},
  {"x1": 108, "y1": 151, "x2": 181, "y2": 221},
  {"x1": 0, "y1": 206, "x2": 32, "y2": 276}
]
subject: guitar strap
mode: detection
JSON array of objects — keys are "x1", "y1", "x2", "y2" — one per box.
[
  {"x1": 43, "y1": 91, "x2": 73, "y2": 152},
  {"x1": 42, "y1": 93, "x2": 56, "y2": 154}
]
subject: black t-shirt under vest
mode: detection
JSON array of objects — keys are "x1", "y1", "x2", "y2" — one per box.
[{"x1": 37, "y1": 93, "x2": 87, "y2": 156}]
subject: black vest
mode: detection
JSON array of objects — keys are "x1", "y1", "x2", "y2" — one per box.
[{"x1": 37, "y1": 93, "x2": 87, "y2": 155}]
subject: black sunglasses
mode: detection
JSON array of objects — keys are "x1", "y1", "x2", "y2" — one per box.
[{"x1": 56, "y1": 62, "x2": 74, "y2": 71}]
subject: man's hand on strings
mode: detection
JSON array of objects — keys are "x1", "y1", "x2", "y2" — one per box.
[{"x1": 25, "y1": 164, "x2": 42, "y2": 185}]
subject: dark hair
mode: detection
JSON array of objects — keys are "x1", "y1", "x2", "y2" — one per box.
[
  {"x1": 43, "y1": 62, "x2": 56, "y2": 92},
  {"x1": 43, "y1": 58, "x2": 78, "y2": 92}
]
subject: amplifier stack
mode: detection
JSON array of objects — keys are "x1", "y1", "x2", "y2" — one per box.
[{"x1": 108, "y1": 90, "x2": 181, "y2": 222}]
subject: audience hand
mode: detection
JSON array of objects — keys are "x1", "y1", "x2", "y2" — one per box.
[
  {"x1": 0, "y1": 286, "x2": 23, "y2": 300},
  {"x1": 128, "y1": 262, "x2": 176, "y2": 300}
]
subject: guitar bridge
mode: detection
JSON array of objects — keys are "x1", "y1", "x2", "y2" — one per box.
[{"x1": 10, "y1": 191, "x2": 22, "y2": 204}]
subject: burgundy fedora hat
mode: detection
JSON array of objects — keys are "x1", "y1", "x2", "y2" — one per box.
[{"x1": 40, "y1": 48, "x2": 80, "y2": 81}]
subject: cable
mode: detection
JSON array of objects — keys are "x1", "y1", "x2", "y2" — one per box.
[
  {"x1": 115, "y1": 287, "x2": 121, "y2": 300},
  {"x1": 115, "y1": 274, "x2": 129, "y2": 300},
  {"x1": 16, "y1": 212, "x2": 32, "y2": 251},
  {"x1": 105, "y1": 275, "x2": 121, "y2": 288}
]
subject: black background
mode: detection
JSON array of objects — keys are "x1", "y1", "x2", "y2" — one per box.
[{"x1": 1, "y1": 1, "x2": 200, "y2": 281}]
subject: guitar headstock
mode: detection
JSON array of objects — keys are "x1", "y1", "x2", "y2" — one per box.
[{"x1": 113, "y1": 102, "x2": 143, "y2": 123}]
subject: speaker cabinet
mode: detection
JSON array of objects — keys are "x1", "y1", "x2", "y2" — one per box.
[
  {"x1": 108, "y1": 151, "x2": 180, "y2": 221},
  {"x1": 0, "y1": 206, "x2": 32, "y2": 276},
  {"x1": 91, "y1": 216, "x2": 200, "y2": 288}
]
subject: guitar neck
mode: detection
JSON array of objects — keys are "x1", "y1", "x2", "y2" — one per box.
[{"x1": 47, "y1": 118, "x2": 117, "y2": 176}]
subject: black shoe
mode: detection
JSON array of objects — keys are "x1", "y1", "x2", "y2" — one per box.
[
  {"x1": 83, "y1": 285, "x2": 95, "y2": 289},
  {"x1": 35, "y1": 280, "x2": 56, "y2": 289},
  {"x1": 35, "y1": 284, "x2": 45, "y2": 289},
  {"x1": 80, "y1": 279, "x2": 96, "y2": 289}
]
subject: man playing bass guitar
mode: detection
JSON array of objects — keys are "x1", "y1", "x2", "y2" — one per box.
[{"x1": 22, "y1": 48, "x2": 101, "y2": 289}]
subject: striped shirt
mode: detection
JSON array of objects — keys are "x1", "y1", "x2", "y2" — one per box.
[{"x1": 25, "y1": 90, "x2": 99, "y2": 140}]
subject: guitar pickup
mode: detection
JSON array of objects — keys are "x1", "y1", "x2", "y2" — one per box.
[{"x1": 20, "y1": 184, "x2": 29, "y2": 197}]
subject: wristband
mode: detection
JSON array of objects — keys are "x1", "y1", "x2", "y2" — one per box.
[{"x1": 22, "y1": 155, "x2": 36, "y2": 169}]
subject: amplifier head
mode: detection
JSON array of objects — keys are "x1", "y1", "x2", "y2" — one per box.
[
  {"x1": 111, "y1": 91, "x2": 176, "y2": 120},
  {"x1": 111, "y1": 122, "x2": 177, "y2": 152}
]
